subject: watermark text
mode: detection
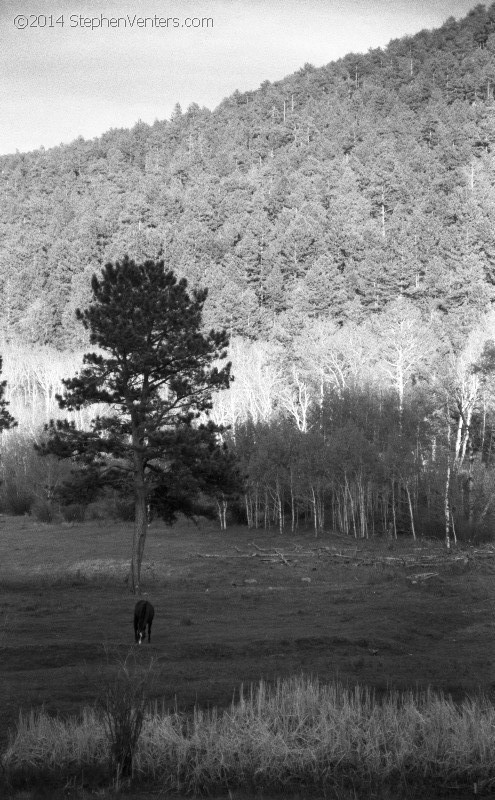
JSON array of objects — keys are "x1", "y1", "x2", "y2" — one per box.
[{"x1": 13, "y1": 13, "x2": 214, "y2": 30}]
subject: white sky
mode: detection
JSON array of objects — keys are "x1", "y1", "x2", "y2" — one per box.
[{"x1": 0, "y1": 0, "x2": 481, "y2": 155}]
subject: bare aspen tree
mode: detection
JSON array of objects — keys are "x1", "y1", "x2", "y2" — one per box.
[
  {"x1": 373, "y1": 297, "x2": 434, "y2": 419},
  {"x1": 279, "y1": 366, "x2": 311, "y2": 433}
]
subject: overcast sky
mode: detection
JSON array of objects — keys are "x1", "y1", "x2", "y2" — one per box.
[{"x1": 0, "y1": 0, "x2": 480, "y2": 155}]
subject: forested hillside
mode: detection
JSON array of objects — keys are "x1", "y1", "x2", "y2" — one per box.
[
  {"x1": 2, "y1": 3, "x2": 495, "y2": 344},
  {"x1": 2, "y1": 4, "x2": 495, "y2": 540}
]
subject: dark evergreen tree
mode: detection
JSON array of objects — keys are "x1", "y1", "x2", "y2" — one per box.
[
  {"x1": 38, "y1": 256, "x2": 234, "y2": 592},
  {"x1": 0, "y1": 357, "x2": 17, "y2": 433}
]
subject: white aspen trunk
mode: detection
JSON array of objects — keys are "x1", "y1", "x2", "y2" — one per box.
[
  {"x1": 405, "y1": 482, "x2": 416, "y2": 541},
  {"x1": 454, "y1": 414, "x2": 463, "y2": 469},
  {"x1": 345, "y1": 476, "x2": 357, "y2": 538},
  {"x1": 216, "y1": 498, "x2": 227, "y2": 530},
  {"x1": 370, "y1": 483, "x2": 376, "y2": 536},
  {"x1": 290, "y1": 469, "x2": 296, "y2": 533},
  {"x1": 397, "y1": 363, "x2": 404, "y2": 423},
  {"x1": 381, "y1": 186, "x2": 386, "y2": 238},
  {"x1": 338, "y1": 492, "x2": 345, "y2": 535},
  {"x1": 467, "y1": 441, "x2": 475, "y2": 528},
  {"x1": 310, "y1": 486, "x2": 317, "y2": 536},
  {"x1": 459, "y1": 406, "x2": 473, "y2": 465},
  {"x1": 276, "y1": 478, "x2": 283, "y2": 535},
  {"x1": 383, "y1": 488, "x2": 389, "y2": 537},
  {"x1": 391, "y1": 480, "x2": 397, "y2": 538},
  {"x1": 342, "y1": 488, "x2": 349, "y2": 535},
  {"x1": 358, "y1": 476, "x2": 367, "y2": 538},
  {"x1": 445, "y1": 406, "x2": 452, "y2": 550},
  {"x1": 479, "y1": 494, "x2": 493, "y2": 524},
  {"x1": 450, "y1": 510, "x2": 457, "y2": 544},
  {"x1": 481, "y1": 396, "x2": 486, "y2": 459},
  {"x1": 245, "y1": 493, "x2": 253, "y2": 528},
  {"x1": 318, "y1": 490, "x2": 324, "y2": 532},
  {"x1": 445, "y1": 462, "x2": 451, "y2": 550}
]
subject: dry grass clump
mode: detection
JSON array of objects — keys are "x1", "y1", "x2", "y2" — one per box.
[
  {"x1": 67, "y1": 558, "x2": 129, "y2": 579},
  {"x1": 3, "y1": 676, "x2": 495, "y2": 794},
  {"x1": 3, "y1": 707, "x2": 107, "y2": 773},
  {"x1": 99, "y1": 652, "x2": 156, "y2": 781}
]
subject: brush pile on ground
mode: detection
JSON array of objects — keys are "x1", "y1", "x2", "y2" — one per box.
[{"x1": 2, "y1": 676, "x2": 495, "y2": 795}]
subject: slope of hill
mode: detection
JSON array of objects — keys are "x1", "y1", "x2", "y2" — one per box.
[{"x1": 1, "y1": 3, "x2": 495, "y2": 346}]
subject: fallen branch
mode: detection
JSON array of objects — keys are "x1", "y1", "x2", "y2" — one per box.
[
  {"x1": 196, "y1": 552, "x2": 257, "y2": 559},
  {"x1": 408, "y1": 572, "x2": 439, "y2": 581},
  {"x1": 274, "y1": 549, "x2": 293, "y2": 567}
]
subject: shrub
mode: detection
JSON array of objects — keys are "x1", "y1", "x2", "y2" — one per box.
[
  {"x1": 61, "y1": 503, "x2": 86, "y2": 523},
  {"x1": 0, "y1": 431, "x2": 69, "y2": 517},
  {"x1": 31, "y1": 500, "x2": 56, "y2": 523},
  {"x1": 1, "y1": 482, "x2": 33, "y2": 515},
  {"x1": 86, "y1": 500, "x2": 112, "y2": 520},
  {"x1": 114, "y1": 500, "x2": 135, "y2": 521},
  {"x1": 98, "y1": 652, "x2": 157, "y2": 782}
]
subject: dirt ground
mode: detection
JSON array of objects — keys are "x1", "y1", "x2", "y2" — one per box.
[{"x1": 1, "y1": 515, "x2": 495, "y2": 750}]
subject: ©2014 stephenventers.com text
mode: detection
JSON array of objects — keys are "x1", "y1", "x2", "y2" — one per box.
[{"x1": 12, "y1": 13, "x2": 214, "y2": 30}]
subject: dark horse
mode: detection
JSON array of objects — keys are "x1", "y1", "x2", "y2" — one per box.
[{"x1": 134, "y1": 600, "x2": 155, "y2": 644}]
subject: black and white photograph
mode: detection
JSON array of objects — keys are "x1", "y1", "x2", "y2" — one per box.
[{"x1": 1, "y1": 0, "x2": 495, "y2": 796}]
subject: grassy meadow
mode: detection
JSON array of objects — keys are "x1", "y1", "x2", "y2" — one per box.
[{"x1": 1, "y1": 515, "x2": 495, "y2": 797}]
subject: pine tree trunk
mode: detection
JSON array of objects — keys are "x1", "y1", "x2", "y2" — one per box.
[
  {"x1": 131, "y1": 481, "x2": 148, "y2": 594},
  {"x1": 130, "y1": 425, "x2": 148, "y2": 594}
]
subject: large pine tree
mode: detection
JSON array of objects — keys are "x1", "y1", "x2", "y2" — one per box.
[{"x1": 39, "y1": 256, "x2": 234, "y2": 592}]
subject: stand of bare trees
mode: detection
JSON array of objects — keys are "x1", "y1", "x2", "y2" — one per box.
[
  {"x1": 217, "y1": 303, "x2": 495, "y2": 541},
  {"x1": 1, "y1": 298, "x2": 495, "y2": 540}
]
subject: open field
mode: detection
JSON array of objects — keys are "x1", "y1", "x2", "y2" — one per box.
[{"x1": 1, "y1": 515, "x2": 495, "y2": 795}]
